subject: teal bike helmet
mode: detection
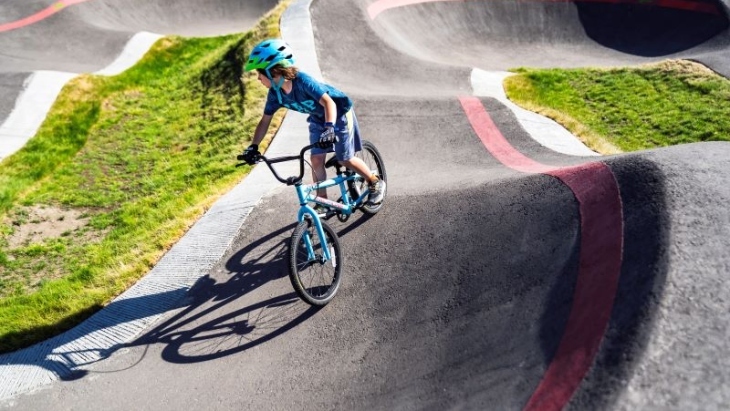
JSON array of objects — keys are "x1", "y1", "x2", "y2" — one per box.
[{"x1": 245, "y1": 39, "x2": 296, "y2": 77}]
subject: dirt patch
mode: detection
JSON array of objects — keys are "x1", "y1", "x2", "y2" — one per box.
[{"x1": 5, "y1": 205, "x2": 93, "y2": 248}]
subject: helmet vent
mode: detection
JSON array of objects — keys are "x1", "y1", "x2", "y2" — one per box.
[{"x1": 277, "y1": 46, "x2": 286, "y2": 51}]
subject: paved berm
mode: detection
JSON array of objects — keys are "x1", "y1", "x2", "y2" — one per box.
[{"x1": 2, "y1": 0, "x2": 730, "y2": 410}]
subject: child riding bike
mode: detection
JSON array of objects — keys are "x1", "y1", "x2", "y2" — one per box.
[{"x1": 240, "y1": 39, "x2": 385, "y2": 206}]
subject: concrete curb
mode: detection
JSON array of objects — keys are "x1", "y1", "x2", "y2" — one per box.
[
  {"x1": 470, "y1": 69, "x2": 598, "y2": 157},
  {"x1": 0, "y1": 71, "x2": 76, "y2": 161}
]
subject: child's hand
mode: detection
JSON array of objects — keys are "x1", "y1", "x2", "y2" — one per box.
[
  {"x1": 317, "y1": 123, "x2": 336, "y2": 148},
  {"x1": 240, "y1": 144, "x2": 261, "y2": 165}
]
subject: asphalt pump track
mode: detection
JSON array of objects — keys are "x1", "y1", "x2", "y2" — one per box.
[{"x1": 1, "y1": 0, "x2": 730, "y2": 409}]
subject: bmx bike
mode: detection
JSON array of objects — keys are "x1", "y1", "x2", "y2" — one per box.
[{"x1": 237, "y1": 140, "x2": 387, "y2": 306}]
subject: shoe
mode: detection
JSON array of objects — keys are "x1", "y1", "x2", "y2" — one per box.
[{"x1": 367, "y1": 178, "x2": 386, "y2": 205}]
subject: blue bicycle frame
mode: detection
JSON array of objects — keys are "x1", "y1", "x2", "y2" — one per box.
[
  {"x1": 299, "y1": 174, "x2": 369, "y2": 219},
  {"x1": 250, "y1": 144, "x2": 367, "y2": 264}
]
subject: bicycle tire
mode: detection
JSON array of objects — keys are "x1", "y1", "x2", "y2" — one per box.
[
  {"x1": 352, "y1": 140, "x2": 387, "y2": 215},
  {"x1": 288, "y1": 219, "x2": 343, "y2": 306}
]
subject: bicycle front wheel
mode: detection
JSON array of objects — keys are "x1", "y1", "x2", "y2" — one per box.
[
  {"x1": 352, "y1": 140, "x2": 387, "y2": 215},
  {"x1": 288, "y1": 219, "x2": 343, "y2": 306}
]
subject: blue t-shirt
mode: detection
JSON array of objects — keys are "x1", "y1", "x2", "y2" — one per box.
[{"x1": 263, "y1": 71, "x2": 352, "y2": 122}]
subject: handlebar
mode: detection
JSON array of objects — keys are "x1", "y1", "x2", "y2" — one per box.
[{"x1": 237, "y1": 143, "x2": 319, "y2": 185}]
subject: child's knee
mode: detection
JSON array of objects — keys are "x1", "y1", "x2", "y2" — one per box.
[{"x1": 310, "y1": 153, "x2": 326, "y2": 167}]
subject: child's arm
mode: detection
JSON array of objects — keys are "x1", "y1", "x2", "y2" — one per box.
[
  {"x1": 316, "y1": 94, "x2": 338, "y2": 148},
  {"x1": 319, "y1": 94, "x2": 337, "y2": 124},
  {"x1": 250, "y1": 114, "x2": 274, "y2": 146},
  {"x1": 241, "y1": 114, "x2": 273, "y2": 164}
]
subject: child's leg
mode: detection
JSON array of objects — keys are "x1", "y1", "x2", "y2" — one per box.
[
  {"x1": 335, "y1": 110, "x2": 385, "y2": 204},
  {"x1": 335, "y1": 110, "x2": 379, "y2": 184},
  {"x1": 308, "y1": 118, "x2": 332, "y2": 198},
  {"x1": 310, "y1": 153, "x2": 328, "y2": 198},
  {"x1": 339, "y1": 157, "x2": 378, "y2": 184}
]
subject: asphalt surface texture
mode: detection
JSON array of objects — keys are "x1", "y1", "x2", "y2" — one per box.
[{"x1": 2, "y1": 0, "x2": 730, "y2": 410}]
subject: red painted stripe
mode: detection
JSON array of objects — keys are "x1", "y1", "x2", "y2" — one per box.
[
  {"x1": 458, "y1": 96, "x2": 624, "y2": 411},
  {"x1": 0, "y1": 0, "x2": 92, "y2": 33},
  {"x1": 529, "y1": 163, "x2": 624, "y2": 411},
  {"x1": 368, "y1": 0, "x2": 721, "y2": 19},
  {"x1": 459, "y1": 96, "x2": 556, "y2": 174}
]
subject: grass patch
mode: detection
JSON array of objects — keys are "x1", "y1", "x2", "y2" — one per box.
[
  {"x1": 504, "y1": 60, "x2": 730, "y2": 154},
  {"x1": 0, "y1": 1, "x2": 289, "y2": 353}
]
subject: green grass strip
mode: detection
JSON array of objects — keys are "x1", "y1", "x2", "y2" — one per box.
[
  {"x1": 504, "y1": 60, "x2": 730, "y2": 154},
  {"x1": 0, "y1": 1, "x2": 289, "y2": 353}
]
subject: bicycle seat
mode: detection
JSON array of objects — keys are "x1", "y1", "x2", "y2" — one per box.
[{"x1": 325, "y1": 156, "x2": 340, "y2": 170}]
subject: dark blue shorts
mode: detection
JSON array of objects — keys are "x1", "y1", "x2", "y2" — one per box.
[{"x1": 308, "y1": 109, "x2": 362, "y2": 161}]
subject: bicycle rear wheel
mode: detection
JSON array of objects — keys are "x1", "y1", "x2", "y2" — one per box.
[
  {"x1": 351, "y1": 140, "x2": 387, "y2": 215},
  {"x1": 288, "y1": 219, "x2": 343, "y2": 306}
]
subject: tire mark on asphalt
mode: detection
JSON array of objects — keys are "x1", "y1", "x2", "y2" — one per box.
[{"x1": 459, "y1": 96, "x2": 624, "y2": 411}]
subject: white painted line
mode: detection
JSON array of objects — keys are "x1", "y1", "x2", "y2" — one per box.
[
  {"x1": 94, "y1": 32, "x2": 163, "y2": 76},
  {"x1": 470, "y1": 68, "x2": 598, "y2": 157},
  {"x1": 0, "y1": 31, "x2": 163, "y2": 162},
  {"x1": 0, "y1": 71, "x2": 76, "y2": 160}
]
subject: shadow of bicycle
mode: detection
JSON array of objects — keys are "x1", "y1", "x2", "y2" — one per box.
[
  {"x1": 0, "y1": 195, "x2": 384, "y2": 402},
  {"x1": 137, "y1": 210, "x2": 378, "y2": 364},
  {"x1": 125, "y1": 222, "x2": 321, "y2": 364}
]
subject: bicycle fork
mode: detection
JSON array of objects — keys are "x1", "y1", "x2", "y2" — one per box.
[{"x1": 296, "y1": 185, "x2": 334, "y2": 264}]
